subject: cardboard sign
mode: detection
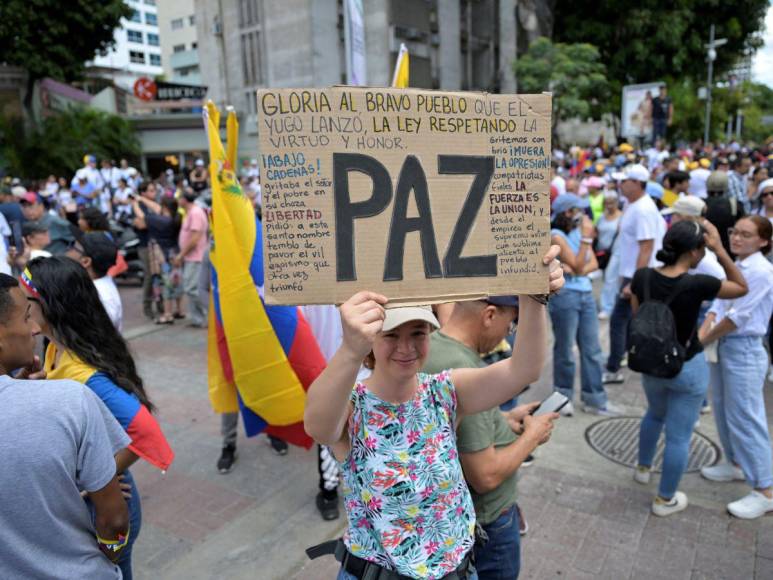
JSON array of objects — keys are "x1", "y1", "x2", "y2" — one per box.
[{"x1": 256, "y1": 87, "x2": 552, "y2": 306}]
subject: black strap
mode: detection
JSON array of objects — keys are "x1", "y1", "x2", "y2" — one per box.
[{"x1": 305, "y1": 539, "x2": 340, "y2": 560}]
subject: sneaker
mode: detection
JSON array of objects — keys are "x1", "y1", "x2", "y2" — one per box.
[
  {"x1": 602, "y1": 371, "x2": 625, "y2": 384},
  {"x1": 521, "y1": 454, "x2": 535, "y2": 467},
  {"x1": 268, "y1": 436, "x2": 289, "y2": 456},
  {"x1": 727, "y1": 491, "x2": 773, "y2": 519},
  {"x1": 633, "y1": 465, "x2": 651, "y2": 485},
  {"x1": 597, "y1": 311, "x2": 610, "y2": 321},
  {"x1": 559, "y1": 401, "x2": 575, "y2": 417},
  {"x1": 651, "y1": 491, "x2": 688, "y2": 517},
  {"x1": 217, "y1": 444, "x2": 237, "y2": 474},
  {"x1": 316, "y1": 491, "x2": 340, "y2": 521},
  {"x1": 700, "y1": 402, "x2": 712, "y2": 414},
  {"x1": 516, "y1": 503, "x2": 528, "y2": 536},
  {"x1": 620, "y1": 355, "x2": 628, "y2": 368},
  {"x1": 701, "y1": 462, "x2": 745, "y2": 483},
  {"x1": 582, "y1": 402, "x2": 623, "y2": 417}
]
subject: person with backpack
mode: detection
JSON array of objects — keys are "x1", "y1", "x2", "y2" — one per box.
[
  {"x1": 699, "y1": 215, "x2": 773, "y2": 519},
  {"x1": 704, "y1": 171, "x2": 745, "y2": 256},
  {"x1": 629, "y1": 220, "x2": 747, "y2": 516}
]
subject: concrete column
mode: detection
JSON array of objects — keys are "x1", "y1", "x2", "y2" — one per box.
[
  {"x1": 363, "y1": 0, "x2": 390, "y2": 86},
  {"x1": 438, "y1": 0, "x2": 462, "y2": 90},
  {"x1": 499, "y1": 0, "x2": 517, "y2": 93},
  {"x1": 311, "y1": 0, "x2": 342, "y2": 86}
]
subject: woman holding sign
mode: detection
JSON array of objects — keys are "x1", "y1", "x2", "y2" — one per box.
[{"x1": 304, "y1": 247, "x2": 564, "y2": 580}]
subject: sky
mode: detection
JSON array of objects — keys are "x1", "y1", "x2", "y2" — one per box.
[{"x1": 752, "y1": 4, "x2": 773, "y2": 87}]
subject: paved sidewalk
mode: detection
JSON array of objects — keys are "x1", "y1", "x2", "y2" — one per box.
[{"x1": 119, "y1": 286, "x2": 773, "y2": 579}]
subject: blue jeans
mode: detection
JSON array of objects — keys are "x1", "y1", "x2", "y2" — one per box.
[
  {"x1": 606, "y1": 278, "x2": 632, "y2": 373},
  {"x1": 337, "y1": 562, "x2": 479, "y2": 580},
  {"x1": 639, "y1": 353, "x2": 708, "y2": 499},
  {"x1": 600, "y1": 249, "x2": 620, "y2": 315},
  {"x1": 475, "y1": 505, "x2": 520, "y2": 580},
  {"x1": 86, "y1": 469, "x2": 142, "y2": 580},
  {"x1": 710, "y1": 336, "x2": 773, "y2": 489},
  {"x1": 549, "y1": 289, "x2": 607, "y2": 408}
]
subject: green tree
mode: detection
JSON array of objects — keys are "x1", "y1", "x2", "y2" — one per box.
[
  {"x1": 514, "y1": 38, "x2": 611, "y2": 142},
  {"x1": 0, "y1": 107, "x2": 140, "y2": 179},
  {"x1": 0, "y1": 0, "x2": 130, "y2": 112},
  {"x1": 553, "y1": 0, "x2": 768, "y2": 86}
]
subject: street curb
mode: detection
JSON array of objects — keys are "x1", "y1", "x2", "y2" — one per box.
[{"x1": 123, "y1": 323, "x2": 170, "y2": 341}]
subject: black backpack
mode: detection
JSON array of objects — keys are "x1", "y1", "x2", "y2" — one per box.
[{"x1": 627, "y1": 270, "x2": 691, "y2": 379}]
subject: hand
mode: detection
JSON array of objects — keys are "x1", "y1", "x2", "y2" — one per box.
[
  {"x1": 621, "y1": 283, "x2": 632, "y2": 299},
  {"x1": 339, "y1": 291, "x2": 387, "y2": 360},
  {"x1": 16, "y1": 355, "x2": 46, "y2": 380},
  {"x1": 522, "y1": 412, "x2": 558, "y2": 446},
  {"x1": 580, "y1": 215, "x2": 595, "y2": 239},
  {"x1": 172, "y1": 255, "x2": 183, "y2": 268},
  {"x1": 543, "y1": 245, "x2": 564, "y2": 294},
  {"x1": 701, "y1": 219, "x2": 722, "y2": 252},
  {"x1": 117, "y1": 474, "x2": 132, "y2": 501},
  {"x1": 505, "y1": 402, "x2": 540, "y2": 434}
]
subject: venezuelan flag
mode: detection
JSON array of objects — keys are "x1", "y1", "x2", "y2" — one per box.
[
  {"x1": 205, "y1": 102, "x2": 325, "y2": 449},
  {"x1": 44, "y1": 344, "x2": 174, "y2": 471}
]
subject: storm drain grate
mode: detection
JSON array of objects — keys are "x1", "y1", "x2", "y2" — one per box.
[{"x1": 585, "y1": 417, "x2": 720, "y2": 473}]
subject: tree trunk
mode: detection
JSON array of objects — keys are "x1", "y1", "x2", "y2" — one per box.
[{"x1": 22, "y1": 74, "x2": 37, "y2": 126}]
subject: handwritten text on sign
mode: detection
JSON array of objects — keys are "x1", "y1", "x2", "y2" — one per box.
[{"x1": 257, "y1": 87, "x2": 552, "y2": 305}]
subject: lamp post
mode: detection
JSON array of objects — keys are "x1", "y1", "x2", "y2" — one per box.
[{"x1": 703, "y1": 24, "x2": 728, "y2": 145}]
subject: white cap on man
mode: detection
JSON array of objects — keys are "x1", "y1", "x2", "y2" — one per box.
[
  {"x1": 661, "y1": 195, "x2": 706, "y2": 217},
  {"x1": 624, "y1": 164, "x2": 650, "y2": 183}
]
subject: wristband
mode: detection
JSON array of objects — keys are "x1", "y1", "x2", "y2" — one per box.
[
  {"x1": 581, "y1": 237, "x2": 594, "y2": 245},
  {"x1": 97, "y1": 524, "x2": 130, "y2": 554},
  {"x1": 529, "y1": 294, "x2": 549, "y2": 305}
]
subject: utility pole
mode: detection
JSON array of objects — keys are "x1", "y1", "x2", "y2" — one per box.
[{"x1": 703, "y1": 25, "x2": 728, "y2": 145}]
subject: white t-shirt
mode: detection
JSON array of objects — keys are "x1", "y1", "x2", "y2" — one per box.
[
  {"x1": 691, "y1": 248, "x2": 725, "y2": 280},
  {"x1": 94, "y1": 276, "x2": 123, "y2": 332},
  {"x1": 618, "y1": 195, "x2": 666, "y2": 279},
  {"x1": 689, "y1": 168, "x2": 711, "y2": 199}
]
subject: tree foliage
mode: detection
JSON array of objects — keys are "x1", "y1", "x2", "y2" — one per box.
[
  {"x1": 0, "y1": 107, "x2": 140, "y2": 179},
  {"x1": 514, "y1": 38, "x2": 611, "y2": 139},
  {"x1": 0, "y1": 0, "x2": 130, "y2": 105},
  {"x1": 552, "y1": 0, "x2": 769, "y2": 86}
]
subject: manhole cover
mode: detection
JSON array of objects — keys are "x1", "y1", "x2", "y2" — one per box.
[{"x1": 585, "y1": 417, "x2": 719, "y2": 473}]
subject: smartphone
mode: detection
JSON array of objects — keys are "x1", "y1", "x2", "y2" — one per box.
[{"x1": 531, "y1": 392, "x2": 570, "y2": 416}]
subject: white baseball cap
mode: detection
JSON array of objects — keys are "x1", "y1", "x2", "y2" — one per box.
[
  {"x1": 623, "y1": 164, "x2": 650, "y2": 182},
  {"x1": 382, "y1": 306, "x2": 440, "y2": 332},
  {"x1": 662, "y1": 195, "x2": 706, "y2": 217}
]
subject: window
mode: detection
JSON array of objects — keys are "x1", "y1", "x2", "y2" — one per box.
[
  {"x1": 129, "y1": 51, "x2": 146, "y2": 64},
  {"x1": 189, "y1": 14, "x2": 196, "y2": 25},
  {"x1": 240, "y1": 30, "x2": 262, "y2": 86},
  {"x1": 173, "y1": 44, "x2": 185, "y2": 53},
  {"x1": 127, "y1": 29, "x2": 143, "y2": 43},
  {"x1": 144, "y1": 0, "x2": 156, "y2": 5},
  {"x1": 171, "y1": 18, "x2": 183, "y2": 30},
  {"x1": 149, "y1": 54, "x2": 161, "y2": 66},
  {"x1": 239, "y1": 0, "x2": 261, "y2": 27},
  {"x1": 147, "y1": 33, "x2": 159, "y2": 46},
  {"x1": 145, "y1": 12, "x2": 157, "y2": 26},
  {"x1": 129, "y1": 10, "x2": 141, "y2": 22}
]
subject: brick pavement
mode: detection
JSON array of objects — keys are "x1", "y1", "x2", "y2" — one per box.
[{"x1": 118, "y1": 285, "x2": 773, "y2": 580}]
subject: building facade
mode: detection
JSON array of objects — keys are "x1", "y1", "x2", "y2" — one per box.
[
  {"x1": 194, "y1": 0, "x2": 518, "y2": 158},
  {"x1": 157, "y1": 0, "x2": 202, "y2": 84},
  {"x1": 90, "y1": 0, "x2": 164, "y2": 90}
]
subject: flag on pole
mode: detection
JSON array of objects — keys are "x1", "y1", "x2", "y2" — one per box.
[
  {"x1": 205, "y1": 102, "x2": 326, "y2": 449},
  {"x1": 392, "y1": 42, "x2": 410, "y2": 88}
]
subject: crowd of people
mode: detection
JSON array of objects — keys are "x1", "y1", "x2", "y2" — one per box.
[{"x1": 1, "y1": 136, "x2": 773, "y2": 580}]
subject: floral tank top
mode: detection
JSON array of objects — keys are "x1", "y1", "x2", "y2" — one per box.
[{"x1": 340, "y1": 371, "x2": 475, "y2": 580}]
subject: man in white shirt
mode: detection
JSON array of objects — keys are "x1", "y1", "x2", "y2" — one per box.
[
  {"x1": 604, "y1": 164, "x2": 666, "y2": 384},
  {"x1": 66, "y1": 232, "x2": 123, "y2": 332},
  {"x1": 689, "y1": 158, "x2": 712, "y2": 199}
]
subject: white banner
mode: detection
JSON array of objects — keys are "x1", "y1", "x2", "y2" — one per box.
[{"x1": 344, "y1": 0, "x2": 367, "y2": 86}]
